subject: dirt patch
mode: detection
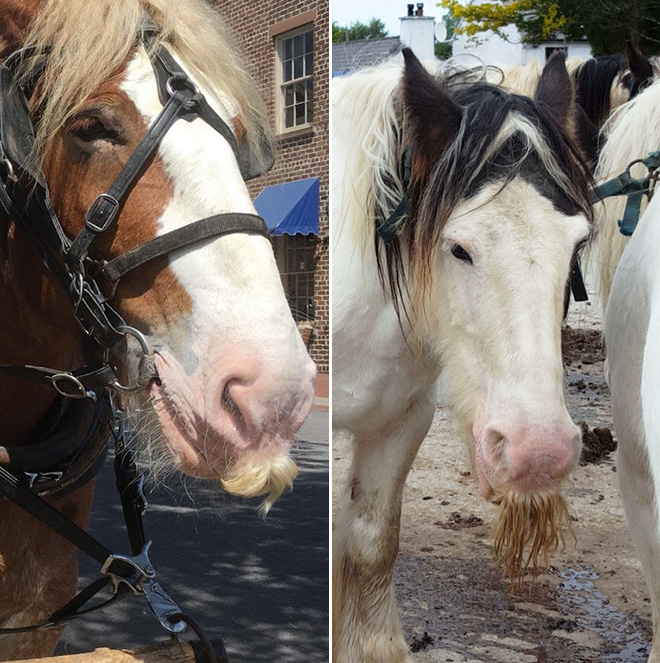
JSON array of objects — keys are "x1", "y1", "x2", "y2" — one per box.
[
  {"x1": 436, "y1": 512, "x2": 484, "y2": 530},
  {"x1": 579, "y1": 422, "x2": 617, "y2": 465},
  {"x1": 562, "y1": 327, "x2": 605, "y2": 366},
  {"x1": 333, "y1": 318, "x2": 652, "y2": 662}
]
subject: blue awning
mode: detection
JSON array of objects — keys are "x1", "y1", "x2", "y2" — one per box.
[{"x1": 253, "y1": 178, "x2": 319, "y2": 236}]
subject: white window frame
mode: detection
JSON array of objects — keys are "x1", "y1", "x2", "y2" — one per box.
[{"x1": 275, "y1": 25, "x2": 314, "y2": 135}]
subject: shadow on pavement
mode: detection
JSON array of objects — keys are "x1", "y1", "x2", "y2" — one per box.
[{"x1": 56, "y1": 412, "x2": 329, "y2": 662}]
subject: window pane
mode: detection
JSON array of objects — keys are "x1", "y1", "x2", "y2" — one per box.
[
  {"x1": 303, "y1": 250, "x2": 315, "y2": 272},
  {"x1": 294, "y1": 55, "x2": 303, "y2": 80},
  {"x1": 295, "y1": 102, "x2": 305, "y2": 125},
  {"x1": 294, "y1": 34, "x2": 303, "y2": 57},
  {"x1": 285, "y1": 106, "x2": 293, "y2": 128},
  {"x1": 284, "y1": 85, "x2": 294, "y2": 107},
  {"x1": 305, "y1": 53, "x2": 313, "y2": 76},
  {"x1": 305, "y1": 31, "x2": 313, "y2": 54},
  {"x1": 306, "y1": 82, "x2": 313, "y2": 123},
  {"x1": 295, "y1": 82, "x2": 305, "y2": 105},
  {"x1": 283, "y1": 38, "x2": 292, "y2": 61},
  {"x1": 283, "y1": 59, "x2": 292, "y2": 82}
]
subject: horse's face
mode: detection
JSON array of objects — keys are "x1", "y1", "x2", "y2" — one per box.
[
  {"x1": 36, "y1": 43, "x2": 315, "y2": 502},
  {"x1": 435, "y1": 180, "x2": 588, "y2": 499},
  {"x1": 400, "y1": 50, "x2": 592, "y2": 506}
]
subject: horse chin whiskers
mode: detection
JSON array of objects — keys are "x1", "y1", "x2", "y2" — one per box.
[
  {"x1": 220, "y1": 454, "x2": 299, "y2": 517},
  {"x1": 492, "y1": 489, "x2": 575, "y2": 585}
]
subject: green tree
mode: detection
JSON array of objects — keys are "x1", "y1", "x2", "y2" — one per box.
[
  {"x1": 440, "y1": 0, "x2": 660, "y2": 55},
  {"x1": 332, "y1": 18, "x2": 389, "y2": 43}
]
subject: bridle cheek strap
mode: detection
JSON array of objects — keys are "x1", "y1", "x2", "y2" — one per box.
[{"x1": 66, "y1": 82, "x2": 201, "y2": 266}]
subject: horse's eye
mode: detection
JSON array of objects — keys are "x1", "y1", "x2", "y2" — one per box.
[
  {"x1": 69, "y1": 116, "x2": 119, "y2": 144},
  {"x1": 450, "y1": 243, "x2": 473, "y2": 264}
]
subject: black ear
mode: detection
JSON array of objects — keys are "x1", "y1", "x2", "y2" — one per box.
[
  {"x1": 625, "y1": 40, "x2": 653, "y2": 90},
  {"x1": 535, "y1": 51, "x2": 573, "y2": 128},
  {"x1": 402, "y1": 47, "x2": 462, "y2": 159}
]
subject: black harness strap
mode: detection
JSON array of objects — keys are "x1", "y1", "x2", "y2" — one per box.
[
  {"x1": 0, "y1": 396, "x2": 107, "y2": 473},
  {"x1": 0, "y1": 412, "x2": 187, "y2": 635},
  {"x1": 0, "y1": 364, "x2": 117, "y2": 397},
  {"x1": 66, "y1": 84, "x2": 199, "y2": 266},
  {"x1": 0, "y1": 465, "x2": 113, "y2": 564},
  {"x1": 102, "y1": 212, "x2": 268, "y2": 282}
]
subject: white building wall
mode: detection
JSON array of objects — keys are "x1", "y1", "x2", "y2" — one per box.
[
  {"x1": 400, "y1": 15, "x2": 436, "y2": 62},
  {"x1": 453, "y1": 26, "x2": 592, "y2": 66},
  {"x1": 523, "y1": 41, "x2": 592, "y2": 63},
  {"x1": 453, "y1": 25, "x2": 523, "y2": 65}
]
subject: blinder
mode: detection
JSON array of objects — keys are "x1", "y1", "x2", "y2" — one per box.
[{"x1": 0, "y1": 62, "x2": 43, "y2": 186}]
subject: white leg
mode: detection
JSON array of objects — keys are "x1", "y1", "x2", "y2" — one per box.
[
  {"x1": 333, "y1": 391, "x2": 435, "y2": 662},
  {"x1": 617, "y1": 441, "x2": 660, "y2": 663},
  {"x1": 611, "y1": 297, "x2": 660, "y2": 663}
]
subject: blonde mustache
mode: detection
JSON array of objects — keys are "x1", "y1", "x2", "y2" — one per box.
[{"x1": 493, "y1": 490, "x2": 575, "y2": 582}]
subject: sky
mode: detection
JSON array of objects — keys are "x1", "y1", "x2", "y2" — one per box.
[{"x1": 332, "y1": 0, "x2": 446, "y2": 38}]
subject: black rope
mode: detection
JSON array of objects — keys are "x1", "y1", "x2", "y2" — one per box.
[{"x1": 168, "y1": 613, "x2": 221, "y2": 663}]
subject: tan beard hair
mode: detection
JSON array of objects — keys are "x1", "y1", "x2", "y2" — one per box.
[{"x1": 493, "y1": 490, "x2": 574, "y2": 583}]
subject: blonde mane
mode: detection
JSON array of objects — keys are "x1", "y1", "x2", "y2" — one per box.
[
  {"x1": 18, "y1": 0, "x2": 269, "y2": 162},
  {"x1": 593, "y1": 78, "x2": 660, "y2": 305},
  {"x1": 332, "y1": 60, "x2": 406, "y2": 251},
  {"x1": 497, "y1": 57, "x2": 584, "y2": 98}
]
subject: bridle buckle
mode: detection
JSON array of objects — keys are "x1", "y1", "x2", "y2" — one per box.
[
  {"x1": 85, "y1": 193, "x2": 120, "y2": 233},
  {"x1": 50, "y1": 372, "x2": 90, "y2": 399}
]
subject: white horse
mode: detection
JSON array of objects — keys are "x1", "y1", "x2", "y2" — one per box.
[
  {"x1": 603, "y1": 77, "x2": 660, "y2": 663},
  {"x1": 332, "y1": 49, "x2": 594, "y2": 662}
]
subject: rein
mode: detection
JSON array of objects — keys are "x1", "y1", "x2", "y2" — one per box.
[{"x1": 0, "y1": 20, "x2": 271, "y2": 654}]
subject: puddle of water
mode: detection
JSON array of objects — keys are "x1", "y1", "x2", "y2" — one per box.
[
  {"x1": 399, "y1": 556, "x2": 651, "y2": 662},
  {"x1": 548, "y1": 565, "x2": 650, "y2": 662}
]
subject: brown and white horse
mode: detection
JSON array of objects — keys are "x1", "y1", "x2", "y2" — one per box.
[{"x1": 0, "y1": 0, "x2": 315, "y2": 658}]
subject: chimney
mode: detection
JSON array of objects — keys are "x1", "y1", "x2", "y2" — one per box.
[{"x1": 400, "y1": 3, "x2": 435, "y2": 61}]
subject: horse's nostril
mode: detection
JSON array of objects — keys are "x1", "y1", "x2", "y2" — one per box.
[{"x1": 221, "y1": 383, "x2": 243, "y2": 420}]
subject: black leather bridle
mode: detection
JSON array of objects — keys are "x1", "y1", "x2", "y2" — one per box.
[{"x1": 0, "y1": 22, "x2": 272, "y2": 653}]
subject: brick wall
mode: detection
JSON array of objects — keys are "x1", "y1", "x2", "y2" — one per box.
[{"x1": 216, "y1": 0, "x2": 329, "y2": 374}]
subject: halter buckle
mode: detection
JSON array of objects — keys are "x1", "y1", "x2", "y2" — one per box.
[
  {"x1": 50, "y1": 373, "x2": 91, "y2": 399},
  {"x1": 23, "y1": 471, "x2": 63, "y2": 489},
  {"x1": 85, "y1": 193, "x2": 120, "y2": 233}
]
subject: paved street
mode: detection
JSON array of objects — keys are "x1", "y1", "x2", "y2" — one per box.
[{"x1": 56, "y1": 410, "x2": 329, "y2": 662}]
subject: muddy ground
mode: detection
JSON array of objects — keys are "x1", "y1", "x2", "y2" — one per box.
[{"x1": 332, "y1": 303, "x2": 654, "y2": 661}]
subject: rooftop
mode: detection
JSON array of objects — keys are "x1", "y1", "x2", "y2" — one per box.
[{"x1": 332, "y1": 36, "x2": 403, "y2": 75}]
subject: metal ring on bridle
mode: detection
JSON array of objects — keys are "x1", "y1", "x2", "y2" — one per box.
[
  {"x1": 0, "y1": 157, "x2": 15, "y2": 183},
  {"x1": 116, "y1": 325, "x2": 152, "y2": 356},
  {"x1": 165, "y1": 73, "x2": 199, "y2": 98},
  {"x1": 109, "y1": 325, "x2": 157, "y2": 393}
]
